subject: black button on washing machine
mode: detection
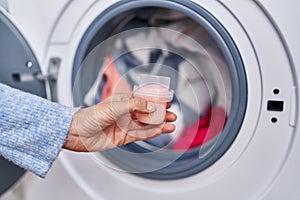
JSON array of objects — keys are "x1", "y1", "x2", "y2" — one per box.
[{"x1": 267, "y1": 100, "x2": 284, "y2": 112}]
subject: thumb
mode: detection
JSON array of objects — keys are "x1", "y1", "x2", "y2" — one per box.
[{"x1": 110, "y1": 94, "x2": 154, "y2": 118}]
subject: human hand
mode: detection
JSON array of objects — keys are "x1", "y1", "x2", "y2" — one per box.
[{"x1": 63, "y1": 94, "x2": 176, "y2": 152}]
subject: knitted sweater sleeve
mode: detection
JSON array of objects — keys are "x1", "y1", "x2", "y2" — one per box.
[{"x1": 0, "y1": 83, "x2": 74, "y2": 177}]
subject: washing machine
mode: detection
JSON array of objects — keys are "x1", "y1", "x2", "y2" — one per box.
[{"x1": 1, "y1": 0, "x2": 300, "y2": 199}]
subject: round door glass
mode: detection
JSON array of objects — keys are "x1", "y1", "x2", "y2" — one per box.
[{"x1": 72, "y1": 1, "x2": 247, "y2": 179}]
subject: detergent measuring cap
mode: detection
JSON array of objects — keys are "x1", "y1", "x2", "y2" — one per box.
[{"x1": 133, "y1": 74, "x2": 174, "y2": 124}]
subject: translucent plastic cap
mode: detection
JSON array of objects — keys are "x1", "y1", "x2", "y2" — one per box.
[
  {"x1": 139, "y1": 74, "x2": 170, "y2": 87},
  {"x1": 133, "y1": 74, "x2": 174, "y2": 102}
]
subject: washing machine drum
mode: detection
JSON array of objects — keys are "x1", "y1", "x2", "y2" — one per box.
[
  {"x1": 72, "y1": 1, "x2": 247, "y2": 180},
  {"x1": 0, "y1": 10, "x2": 47, "y2": 195}
]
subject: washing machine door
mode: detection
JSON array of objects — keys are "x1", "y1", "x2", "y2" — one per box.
[
  {"x1": 0, "y1": 9, "x2": 47, "y2": 196},
  {"x1": 71, "y1": 0, "x2": 247, "y2": 180}
]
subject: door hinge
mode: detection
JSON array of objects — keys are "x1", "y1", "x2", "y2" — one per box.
[
  {"x1": 45, "y1": 57, "x2": 60, "y2": 102},
  {"x1": 12, "y1": 57, "x2": 61, "y2": 102}
]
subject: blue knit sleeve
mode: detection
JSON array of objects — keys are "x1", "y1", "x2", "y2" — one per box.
[{"x1": 0, "y1": 83, "x2": 74, "y2": 178}]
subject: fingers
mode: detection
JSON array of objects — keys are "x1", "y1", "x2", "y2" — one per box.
[
  {"x1": 161, "y1": 123, "x2": 176, "y2": 133},
  {"x1": 166, "y1": 102, "x2": 171, "y2": 109},
  {"x1": 124, "y1": 123, "x2": 176, "y2": 145},
  {"x1": 127, "y1": 127, "x2": 162, "y2": 141},
  {"x1": 109, "y1": 93, "x2": 176, "y2": 129},
  {"x1": 126, "y1": 120, "x2": 175, "y2": 137},
  {"x1": 165, "y1": 111, "x2": 177, "y2": 122},
  {"x1": 128, "y1": 110, "x2": 176, "y2": 129},
  {"x1": 110, "y1": 93, "x2": 175, "y2": 115}
]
